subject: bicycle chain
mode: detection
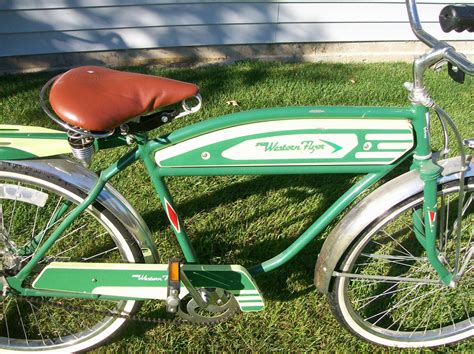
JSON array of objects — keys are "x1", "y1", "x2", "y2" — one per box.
[{"x1": 15, "y1": 294, "x2": 231, "y2": 326}]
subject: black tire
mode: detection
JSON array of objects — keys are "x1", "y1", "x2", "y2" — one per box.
[
  {"x1": 329, "y1": 177, "x2": 473, "y2": 347},
  {"x1": 0, "y1": 161, "x2": 144, "y2": 352}
]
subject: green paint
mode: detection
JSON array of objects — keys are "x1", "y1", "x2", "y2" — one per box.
[
  {"x1": 0, "y1": 147, "x2": 38, "y2": 159},
  {"x1": 148, "y1": 106, "x2": 415, "y2": 171},
  {"x1": 157, "y1": 164, "x2": 401, "y2": 176},
  {"x1": 411, "y1": 104, "x2": 431, "y2": 158},
  {"x1": 0, "y1": 125, "x2": 71, "y2": 160},
  {"x1": 137, "y1": 139, "x2": 199, "y2": 263},
  {"x1": 155, "y1": 127, "x2": 413, "y2": 169},
  {"x1": 9, "y1": 178, "x2": 108, "y2": 290},
  {"x1": 320, "y1": 139, "x2": 343, "y2": 153},
  {"x1": 32, "y1": 262, "x2": 263, "y2": 311},
  {"x1": 7, "y1": 150, "x2": 140, "y2": 291},
  {"x1": 408, "y1": 105, "x2": 454, "y2": 285},
  {"x1": 416, "y1": 160, "x2": 453, "y2": 285},
  {"x1": 160, "y1": 106, "x2": 416, "y2": 145},
  {"x1": 33, "y1": 264, "x2": 169, "y2": 294},
  {"x1": 0, "y1": 132, "x2": 67, "y2": 139},
  {"x1": 17, "y1": 200, "x2": 72, "y2": 256},
  {"x1": 249, "y1": 170, "x2": 390, "y2": 275},
  {"x1": 4, "y1": 102, "x2": 452, "y2": 297}
]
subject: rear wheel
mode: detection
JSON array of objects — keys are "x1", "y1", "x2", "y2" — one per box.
[
  {"x1": 329, "y1": 178, "x2": 473, "y2": 347},
  {"x1": 0, "y1": 162, "x2": 144, "y2": 352}
]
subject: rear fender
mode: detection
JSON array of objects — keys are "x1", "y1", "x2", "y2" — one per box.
[
  {"x1": 4, "y1": 156, "x2": 159, "y2": 263},
  {"x1": 314, "y1": 156, "x2": 474, "y2": 294},
  {"x1": 0, "y1": 125, "x2": 71, "y2": 159}
]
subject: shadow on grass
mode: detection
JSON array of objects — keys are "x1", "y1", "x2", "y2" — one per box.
[
  {"x1": 119, "y1": 161, "x2": 414, "y2": 340},
  {"x1": 141, "y1": 174, "x2": 351, "y2": 288},
  {"x1": 0, "y1": 63, "x2": 418, "y2": 339}
]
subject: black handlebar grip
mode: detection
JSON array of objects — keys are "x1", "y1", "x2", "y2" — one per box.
[{"x1": 439, "y1": 5, "x2": 474, "y2": 33}]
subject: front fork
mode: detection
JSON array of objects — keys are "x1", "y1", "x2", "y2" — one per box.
[
  {"x1": 412, "y1": 159, "x2": 454, "y2": 286},
  {"x1": 409, "y1": 83, "x2": 469, "y2": 286}
]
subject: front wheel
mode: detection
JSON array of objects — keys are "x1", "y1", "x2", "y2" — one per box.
[{"x1": 329, "y1": 177, "x2": 473, "y2": 348}]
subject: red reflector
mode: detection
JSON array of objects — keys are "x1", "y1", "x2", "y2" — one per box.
[
  {"x1": 429, "y1": 210, "x2": 436, "y2": 224},
  {"x1": 165, "y1": 198, "x2": 181, "y2": 233}
]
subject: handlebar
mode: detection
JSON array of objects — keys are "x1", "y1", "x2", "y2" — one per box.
[{"x1": 405, "y1": 0, "x2": 474, "y2": 76}]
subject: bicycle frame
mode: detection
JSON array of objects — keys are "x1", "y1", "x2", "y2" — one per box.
[{"x1": 6, "y1": 100, "x2": 454, "y2": 299}]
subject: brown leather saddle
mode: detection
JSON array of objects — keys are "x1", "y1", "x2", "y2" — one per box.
[{"x1": 49, "y1": 66, "x2": 199, "y2": 132}]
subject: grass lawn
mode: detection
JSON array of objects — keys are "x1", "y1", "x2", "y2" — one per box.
[{"x1": 0, "y1": 60, "x2": 472, "y2": 352}]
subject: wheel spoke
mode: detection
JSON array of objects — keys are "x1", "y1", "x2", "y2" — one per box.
[
  {"x1": 28, "y1": 301, "x2": 46, "y2": 345},
  {"x1": 353, "y1": 283, "x2": 409, "y2": 310},
  {"x1": 357, "y1": 253, "x2": 429, "y2": 273},
  {"x1": 81, "y1": 245, "x2": 118, "y2": 261},
  {"x1": 55, "y1": 224, "x2": 88, "y2": 245},
  {"x1": 0, "y1": 204, "x2": 4, "y2": 232},
  {"x1": 42, "y1": 231, "x2": 110, "y2": 263},
  {"x1": 0, "y1": 173, "x2": 140, "y2": 351},
  {"x1": 15, "y1": 299, "x2": 29, "y2": 345},
  {"x1": 31, "y1": 205, "x2": 40, "y2": 240},
  {"x1": 333, "y1": 181, "x2": 473, "y2": 345},
  {"x1": 368, "y1": 285, "x2": 440, "y2": 325},
  {"x1": 389, "y1": 284, "x2": 423, "y2": 331},
  {"x1": 7, "y1": 183, "x2": 20, "y2": 236},
  {"x1": 3, "y1": 298, "x2": 12, "y2": 345}
]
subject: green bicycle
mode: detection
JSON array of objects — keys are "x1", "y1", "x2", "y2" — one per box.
[{"x1": 0, "y1": 0, "x2": 472, "y2": 351}]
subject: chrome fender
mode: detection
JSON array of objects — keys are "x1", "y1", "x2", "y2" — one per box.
[
  {"x1": 7, "y1": 156, "x2": 159, "y2": 263},
  {"x1": 314, "y1": 156, "x2": 473, "y2": 294}
]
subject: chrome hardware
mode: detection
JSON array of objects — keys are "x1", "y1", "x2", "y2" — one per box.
[
  {"x1": 180, "y1": 268, "x2": 209, "y2": 310},
  {"x1": 0, "y1": 274, "x2": 9, "y2": 296},
  {"x1": 120, "y1": 125, "x2": 129, "y2": 135},
  {"x1": 406, "y1": 84, "x2": 434, "y2": 107},
  {"x1": 166, "y1": 289, "x2": 180, "y2": 313},
  {"x1": 68, "y1": 132, "x2": 95, "y2": 167},
  {"x1": 412, "y1": 48, "x2": 448, "y2": 93},
  {"x1": 119, "y1": 125, "x2": 135, "y2": 145},
  {"x1": 464, "y1": 138, "x2": 474, "y2": 149},
  {"x1": 175, "y1": 94, "x2": 202, "y2": 119},
  {"x1": 406, "y1": 0, "x2": 474, "y2": 76},
  {"x1": 432, "y1": 60, "x2": 448, "y2": 72}
]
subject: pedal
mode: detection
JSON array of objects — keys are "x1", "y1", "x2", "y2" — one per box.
[
  {"x1": 165, "y1": 258, "x2": 181, "y2": 313},
  {"x1": 463, "y1": 138, "x2": 474, "y2": 150}
]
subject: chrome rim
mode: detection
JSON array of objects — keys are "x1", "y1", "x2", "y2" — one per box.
[
  {"x1": 0, "y1": 172, "x2": 137, "y2": 351},
  {"x1": 337, "y1": 182, "x2": 473, "y2": 344}
]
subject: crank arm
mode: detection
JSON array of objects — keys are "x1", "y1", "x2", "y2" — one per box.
[{"x1": 180, "y1": 268, "x2": 209, "y2": 310}]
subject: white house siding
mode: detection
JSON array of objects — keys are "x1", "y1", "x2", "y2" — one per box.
[{"x1": 0, "y1": 0, "x2": 472, "y2": 57}]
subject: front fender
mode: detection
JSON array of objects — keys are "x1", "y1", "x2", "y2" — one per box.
[
  {"x1": 314, "y1": 156, "x2": 473, "y2": 294},
  {"x1": 7, "y1": 156, "x2": 159, "y2": 263}
]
